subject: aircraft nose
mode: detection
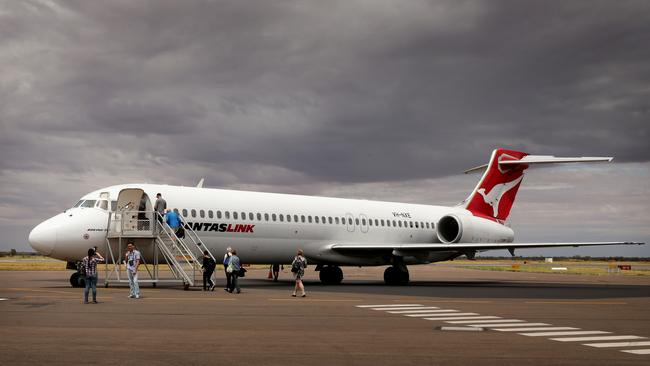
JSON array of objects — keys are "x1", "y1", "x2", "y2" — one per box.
[{"x1": 29, "y1": 221, "x2": 57, "y2": 256}]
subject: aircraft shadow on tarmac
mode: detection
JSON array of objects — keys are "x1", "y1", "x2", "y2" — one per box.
[{"x1": 35, "y1": 276, "x2": 649, "y2": 300}]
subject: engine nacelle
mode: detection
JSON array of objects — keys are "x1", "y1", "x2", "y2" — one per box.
[{"x1": 436, "y1": 214, "x2": 514, "y2": 244}]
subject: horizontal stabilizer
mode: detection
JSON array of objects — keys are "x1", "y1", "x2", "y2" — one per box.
[
  {"x1": 330, "y1": 241, "x2": 643, "y2": 252},
  {"x1": 464, "y1": 155, "x2": 613, "y2": 174}
]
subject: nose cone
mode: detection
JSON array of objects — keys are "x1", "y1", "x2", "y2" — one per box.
[{"x1": 29, "y1": 221, "x2": 57, "y2": 256}]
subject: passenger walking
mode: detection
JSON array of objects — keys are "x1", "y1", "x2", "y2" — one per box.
[
  {"x1": 202, "y1": 250, "x2": 216, "y2": 291},
  {"x1": 125, "y1": 241, "x2": 141, "y2": 299},
  {"x1": 291, "y1": 249, "x2": 307, "y2": 297},
  {"x1": 272, "y1": 263, "x2": 280, "y2": 282},
  {"x1": 154, "y1": 193, "x2": 167, "y2": 223},
  {"x1": 82, "y1": 247, "x2": 104, "y2": 304},
  {"x1": 165, "y1": 208, "x2": 184, "y2": 238},
  {"x1": 227, "y1": 249, "x2": 241, "y2": 294},
  {"x1": 223, "y1": 247, "x2": 232, "y2": 291}
]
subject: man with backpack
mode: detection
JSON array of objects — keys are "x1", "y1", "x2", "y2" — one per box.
[
  {"x1": 201, "y1": 250, "x2": 216, "y2": 291},
  {"x1": 223, "y1": 247, "x2": 232, "y2": 291}
]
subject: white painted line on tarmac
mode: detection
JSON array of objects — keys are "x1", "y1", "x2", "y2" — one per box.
[
  {"x1": 621, "y1": 349, "x2": 650, "y2": 355},
  {"x1": 584, "y1": 341, "x2": 650, "y2": 348},
  {"x1": 356, "y1": 304, "x2": 422, "y2": 308},
  {"x1": 387, "y1": 308, "x2": 449, "y2": 314},
  {"x1": 423, "y1": 315, "x2": 496, "y2": 321},
  {"x1": 0, "y1": 298, "x2": 8, "y2": 301},
  {"x1": 552, "y1": 335, "x2": 645, "y2": 342},
  {"x1": 495, "y1": 327, "x2": 578, "y2": 332},
  {"x1": 438, "y1": 326, "x2": 485, "y2": 332},
  {"x1": 446, "y1": 319, "x2": 515, "y2": 324},
  {"x1": 412, "y1": 312, "x2": 477, "y2": 318},
  {"x1": 471, "y1": 323, "x2": 550, "y2": 328},
  {"x1": 372, "y1": 306, "x2": 429, "y2": 311},
  {"x1": 522, "y1": 331, "x2": 609, "y2": 337}
]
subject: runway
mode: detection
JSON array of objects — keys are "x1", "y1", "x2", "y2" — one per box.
[{"x1": 0, "y1": 265, "x2": 648, "y2": 365}]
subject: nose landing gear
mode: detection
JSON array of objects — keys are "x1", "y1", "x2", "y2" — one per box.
[{"x1": 69, "y1": 272, "x2": 86, "y2": 288}]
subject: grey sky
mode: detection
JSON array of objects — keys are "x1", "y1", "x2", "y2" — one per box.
[{"x1": 1, "y1": 0, "x2": 648, "y2": 256}]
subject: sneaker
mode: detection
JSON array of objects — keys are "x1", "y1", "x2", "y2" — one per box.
[
  {"x1": 83, "y1": 301, "x2": 89, "y2": 304},
  {"x1": 92, "y1": 300, "x2": 98, "y2": 304},
  {"x1": 135, "y1": 295, "x2": 140, "y2": 299},
  {"x1": 301, "y1": 294, "x2": 306, "y2": 298},
  {"x1": 291, "y1": 293, "x2": 296, "y2": 297},
  {"x1": 210, "y1": 285, "x2": 216, "y2": 291},
  {"x1": 236, "y1": 290, "x2": 241, "y2": 294},
  {"x1": 128, "y1": 295, "x2": 134, "y2": 298}
]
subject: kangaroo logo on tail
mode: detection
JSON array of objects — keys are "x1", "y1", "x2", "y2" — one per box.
[{"x1": 476, "y1": 175, "x2": 523, "y2": 217}]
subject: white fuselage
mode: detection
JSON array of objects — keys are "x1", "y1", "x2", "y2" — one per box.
[{"x1": 29, "y1": 184, "x2": 515, "y2": 266}]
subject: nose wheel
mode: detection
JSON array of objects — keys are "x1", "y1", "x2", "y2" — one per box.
[{"x1": 69, "y1": 272, "x2": 86, "y2": 288}]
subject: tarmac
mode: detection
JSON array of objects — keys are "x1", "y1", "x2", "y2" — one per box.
[{"x1": 1, "y1": 265, "x2": 649, "y2": 365}]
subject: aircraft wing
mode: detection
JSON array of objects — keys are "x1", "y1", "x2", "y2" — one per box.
[{"x1": 330, "y1": 241, "x2": 643, "y2": 252}]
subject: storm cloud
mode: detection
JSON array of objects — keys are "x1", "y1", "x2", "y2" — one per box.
[{"x1": 1, "y1": 0, "x2": 648, "y2": 255}]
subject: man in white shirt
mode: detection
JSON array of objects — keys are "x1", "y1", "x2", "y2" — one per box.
[{"x1": 125, "y1": 241, "x2": 141, "y2": 299}]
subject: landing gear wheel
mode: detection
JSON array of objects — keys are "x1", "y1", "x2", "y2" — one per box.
[
  {"x1": 153, "y1": 283, "x2": 157, "y2": 288},
  {"x1": 383, "y1": 267, "x2": 409, "y2": 286},
  {"x1": 183, "y1": 283, "x2": 190, "y2": 291},
  {"x1": 70, "y1": 272, "x2": 85, "y2": 288},
  {"x1": 319, "y1": 266, "x2": 344, "y2": 285}
]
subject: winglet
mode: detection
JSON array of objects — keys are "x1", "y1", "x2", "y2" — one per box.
[{"x1": 196, "y1": 178, "x2": 205, "y2": 188}]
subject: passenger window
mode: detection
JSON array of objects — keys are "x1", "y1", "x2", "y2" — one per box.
[
  {"x1": 249, "y1": 213, "x2": 254, "y2": 220},
  {"x1": 279, "y1": 214, "x2": 284, "y2": 222},
  {"x1": 241, "y1": 212, "x2": 246, "y2": 220},
  {"x1": 348, "y1": 218, "x2": 353, "y2": 225},
  {"x1": 362, "y1": 218, "x2": 366, "y2": 225},
  {"x1": 381, "y1": 219, "x2": 385, "y2": 226},
  {"x1": 233, "y1": 212, "x2": 238, "y2": 220},
  {"x1": 431, "y1": 222, "x2": 435, "y2": 229},
  {"x1": 264, "y1": 213, "x2": 269, "y2": 221},
  {"x1": 272, "y1": 214, "x2": 277, "y2": 221},
  {"x1": 174, "y1": 208, "x2": 179, "y2": 214},
  {"x1": 415, "y1": 222, "x2": 419, "y2": 228},
  {"x1": 257, "y1": 213, "x2": 262, "y2": 221},
  {"x1": 314, "y1": 216, "x2": 319, "y2": 223},
  {"x1": 286, "y1": 215, "x2": 291, "y2": 222},
  {"x1": 200, "y1": 210, "x2": 205, "y2": 218},
  {"x1": 342, "y1": 217, "x2": 346, "y2": 225},
  {"x1": 308, "y1": 216, "x2": 312, "y2": 223},
  {"x1": 328, "y1": 217, "x2": 333, "y2": 224},
  {"x1": 301, "y1": 215, "x2": 306, "y2": 223},
  {"x1": 294, "y1": 215, "x2": 299, "y2": 222},
  {"x1": 368, "y1": 219, "x2": 372, "y2": 226},
  {"x1": 225, "y1": 211, "x2": 230, "y2": 219},
  {"x1": 321, "y1": 216, "x2": 326, "y2": 224},
  {"x1": 191, "y1": 209, "x2": 197, "y2": 218},
  {"x1": 355, "y1": 218, "x2": 359, "y2": 226},
  {"x1": 217, "y1": 211, "x2": 222, "y2": 219},
  {"x1": 182, "y1": 209, "x2": 188, "y2": 217},
  {"x1": 398, "y1": 221, "x2": 402, "y2": 228},
  {"x1": 335, "y1": 217, "x2": 340, "y2": 225},
  {"x1": 426, "y1": 222, "x2": 430, "y2": 229},
  {"x1": 208, "y1": 210, "x2": 213, "y2": 219}
]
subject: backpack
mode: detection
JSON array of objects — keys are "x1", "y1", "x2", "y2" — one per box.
[{"x1": 291, "y1": 258, "x2": 302, "y2": 273}]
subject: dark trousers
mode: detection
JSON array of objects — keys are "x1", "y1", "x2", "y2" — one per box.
[
  {"x1": 203, "y1": 269, "x2": 214, "y2": 290},
  {"x1": 224, "y1": 268, "x2": 232, "y2": 289},
  {"x1": 229, "y1": 273, "x2": 240, "y2": 293}
]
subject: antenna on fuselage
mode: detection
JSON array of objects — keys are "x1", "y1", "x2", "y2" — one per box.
[{"x1": 196, "y1": 178, "x2": 205, "y2": 188}]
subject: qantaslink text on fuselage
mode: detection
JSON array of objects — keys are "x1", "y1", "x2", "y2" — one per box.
[{"x1": 186, "y1": 222, "x2": 255, "y2": 233}]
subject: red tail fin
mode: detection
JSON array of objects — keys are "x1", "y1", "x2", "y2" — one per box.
[{"x1": 464, "y1": 149, "x2": 529, "y2": 223}]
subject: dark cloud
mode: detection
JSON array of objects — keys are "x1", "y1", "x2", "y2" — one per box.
[{"x1": 0, "y1": 0, "x2": 648, "y2": 252}]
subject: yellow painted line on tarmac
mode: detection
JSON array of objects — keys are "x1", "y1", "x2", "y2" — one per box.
[
  {"x1": 268, "y1": 298, "x2": 362, "y2": 302},
  {"x1": 5, "y1": 288, "x2": 75, "y2": 295},
  {"x1": 525, "y1": 301, "x2": 627, "y2": 305},
  {"x1": 141, "y1": 297, "x2": 236, "y2": 301}
]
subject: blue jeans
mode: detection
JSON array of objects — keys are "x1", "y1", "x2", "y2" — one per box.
[
  {"x1": 127, "y1": 269, "x2": 139, "y2": 297},
  {"x1": 84, "y1": 275, "x2": 98, "y2": 302}
]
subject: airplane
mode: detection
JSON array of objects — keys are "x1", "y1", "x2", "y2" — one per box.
[{"x1": 28, "y1": 148, "x2": 643, "y2": 287}]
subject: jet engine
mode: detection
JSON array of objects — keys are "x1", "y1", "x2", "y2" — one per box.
[{"x1": 436, "y1": 214, "x2": 514, "y2": 244}]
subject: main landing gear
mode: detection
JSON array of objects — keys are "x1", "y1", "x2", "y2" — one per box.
[
  {"x1": 319, "y1": 265, "x2": 344, "y2": 285},
  {"x1": 383, "y1": 258, "x2": 409, "y2": 285}
]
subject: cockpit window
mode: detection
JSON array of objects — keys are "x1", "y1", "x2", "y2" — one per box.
[
  {"x1": 81, "y1": 200, "x2": 96, "y2": 208},
  {"x1": 74, "y1": 200, "x2": 84, "y2": 208},
  {"x1": 98, "y1": 200, "x2": 109, "y2": 210}
]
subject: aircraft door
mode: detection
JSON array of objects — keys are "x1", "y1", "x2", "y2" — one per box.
[
  {"x1": 359, "y1": 213, "x2": 369, "y2": 233},
  {"x1": 345, "y1": 213, "x2": 355, "y2": 232},
  {"x1": 116, "y1": 188, "x2": 152, "y2": 234}
]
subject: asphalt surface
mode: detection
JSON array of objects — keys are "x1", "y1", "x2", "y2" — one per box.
[{"x1": 0, "y1": 265, "x2": 649, "y2": 365}]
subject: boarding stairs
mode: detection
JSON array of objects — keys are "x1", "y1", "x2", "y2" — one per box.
[{"x1": 104, "y1": 210, "x2": 217, "y2": 289}]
